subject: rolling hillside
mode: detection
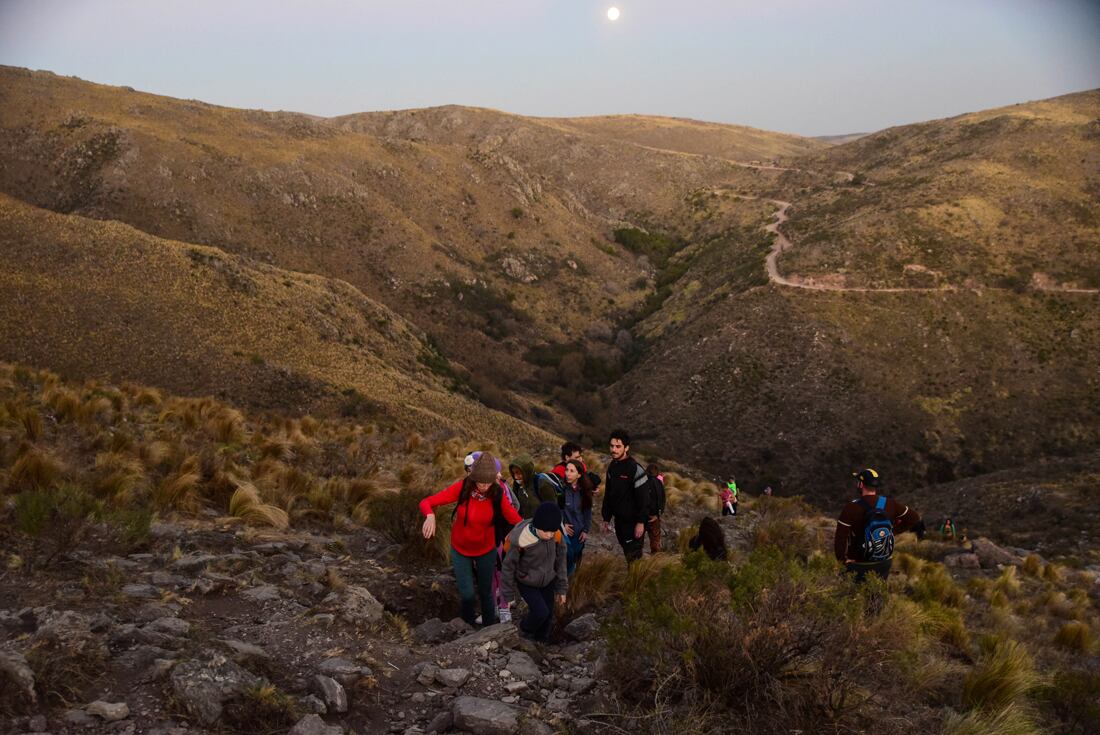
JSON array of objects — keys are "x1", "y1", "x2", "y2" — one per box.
[
  {"x1": 0, "y1": 192, "x2": 556, "y2": 449},
  {"x1": 780, "y1": 90, "x2": 1100, "y2": 290}
]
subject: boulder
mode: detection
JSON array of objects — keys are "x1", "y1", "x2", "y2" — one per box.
[
  {"x1": 121, "y1": 583, "x2": 161, "y2": 600},
  {"x1": 288, "y1": 714, "x2": 344, "y2": 735},
  {"x1": 317, "y1": 656, "x2": 361, "y2": 685},
  {"x1": 170, "y1": 554, "x2": 218, "y2": 573},
  {"x1": 219, "y1": 639, "x2": 270, "y2": 665},
  {"x1": 169, "y1": 653, "x2": 264, "y2": 726},
  {"x1": 450, "y1": 622, "x2": 517, "y2": 648},
  {"x1": 87, "y1": 700, "x2": 130, "y2": 722},
  {"x1": 434, "y1": 667, "x2": 470, "y2": 688},
  {"x1": 505, "y1": 651, "x2": 541, "y2": 683},
  {"x1": 241, "y1": 585, "x2": 282, "y2": 602},
  {"x1": 412, "y1": 617, "x2": 448, "y2": 644},
  {"x1": 972, "y1": 538, "x2": 1022, "y2": 569},
  {"x1": 944, "y1": 553, "x2": 982, "y2": 570},
  {"x1": 452, "y1": 696, "x2": 519, "y2": 735},
  {"x1": 146, "y1": 617, "x2": 191, "y2": 637},
  {"x1": 312, "y1": 675, "x2": 348, "y2": 714},
  {"x1": 563, "y1": 613, "x2": 600, "y2": 641},
  {"x1": 425, "y1": 710, "x2": 453, "y2": 734},
  {"x1": 0, "y1": 649, "x2": 36, "y2": 708},
  {"x1": 324, "y1": 586, "x2": 384, "y2": 626},
  {"x1": 416, "y1": 663, "x2": 439, "y2": 686}
]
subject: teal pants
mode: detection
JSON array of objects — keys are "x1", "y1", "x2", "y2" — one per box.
[{"x1": 451, "y1": 547, "x2": 498, "y2": 625}]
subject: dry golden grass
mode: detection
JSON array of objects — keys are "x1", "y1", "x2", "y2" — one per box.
[
  {"x1": 962, "y1": 639, "x2": 1039, "y2": 712},
  {"x1": 228, "y1": 483, "x2": 290, "y2": 530},
  {"x1": 8, "y1": 446, "x2": 65, "y2": 492},
  {"x1": 1052, "y1": 621, "x2": 1093, "y2": 652},
  {"x1": 944, "y1": 705, "x2": 1040, "y2": 735},
  {"x1": 566, "y1": 553, "x2": 627, "y2": 615}
]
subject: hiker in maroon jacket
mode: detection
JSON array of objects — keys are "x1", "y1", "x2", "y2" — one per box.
[{"x1": 834, "y1": 468, "x2": 925, "y2": 583}]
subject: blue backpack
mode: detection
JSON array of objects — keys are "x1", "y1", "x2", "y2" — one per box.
[{"x1": 859, "y1": 496, "x2": 895, "y2": 561}]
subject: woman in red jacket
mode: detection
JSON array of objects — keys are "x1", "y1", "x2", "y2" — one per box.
[{"x1": 421, "y1": 452, "x2": 522, "y2": 626}]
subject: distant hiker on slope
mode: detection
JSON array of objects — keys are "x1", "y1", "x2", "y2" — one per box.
[
  {"x1": 421, "y1": 453, "x2": 522, "y2": 626},
  {"x1": 689, "y1": 516, "x2": 729, "y2": 561},
  {"x1": 500, "y1": 502, "x2": 569, "y2": 642},
  {"x1": 601, "y1": 430, "x2": 651, "y2": 563},
  {"x1": 507, "y1": 454, "x2": 539, "y2": 518},
  {"x1": 721, "y1": 478, "x2": 738, "y2": 516},
  {"x1": 561, "y1": 459, "x2": 594, "y2": 576},
  {"x1": 644, "y1": 463, "x2": 666, "y2": 553},
  {"x1": 834, "y1": 468, "x2": 925, "y2": 583}
]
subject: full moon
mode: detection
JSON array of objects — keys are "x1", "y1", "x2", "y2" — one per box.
[{"x1": 607, "y1": 7, "x2": 620, "y2": 21}]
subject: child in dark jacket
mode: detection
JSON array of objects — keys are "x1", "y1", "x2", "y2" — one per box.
[{"x1": 500, "y1": 502, "x2": 568, "y2": 642}]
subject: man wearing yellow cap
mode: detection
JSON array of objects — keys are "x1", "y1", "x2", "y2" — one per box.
[{"x1": 834, "y1": 468, "x2": 924, "y2": 582}]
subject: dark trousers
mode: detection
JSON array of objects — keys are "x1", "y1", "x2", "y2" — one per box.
[
  {"x1": 616, "y1": 525, "x2": 644, "y2": 563},
  {"x1": 451, "y1": 547, "x2": 498, "y2": 626},
  {"x1": 845, "y1": 559, "x2": 892, "y2": 584},
  {"x1": 518, "y1": 582, "x2": 555, "y2": 641}
]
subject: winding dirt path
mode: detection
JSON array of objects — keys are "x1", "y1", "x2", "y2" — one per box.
[
  {"x1": 610, "y1": 138, "x2": 1095, "y2": 295},
  {"x1": 762, "y1": 198, "x2": 1098, "y2": 294}
]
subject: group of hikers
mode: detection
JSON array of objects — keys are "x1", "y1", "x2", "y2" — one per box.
[{"x1": 418, "y1": 431, "x2": 928, "y2": 642}]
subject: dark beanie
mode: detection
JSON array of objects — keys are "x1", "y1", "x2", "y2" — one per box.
[{"x1": 532, "y1": 502, "x2": 562, "y2": 532}]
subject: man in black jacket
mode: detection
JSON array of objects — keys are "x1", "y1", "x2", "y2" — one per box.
[{"x1": 601, "y1": 430, "x2": 650, "y2": 562}]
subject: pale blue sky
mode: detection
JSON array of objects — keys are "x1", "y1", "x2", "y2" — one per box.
[{"x1": 1, "y1": 0, "x2": 1097, "y2": 136}]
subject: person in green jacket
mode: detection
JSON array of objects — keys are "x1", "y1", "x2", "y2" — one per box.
[{"x1": 507, "y1": 454, "x2": 539, "y2": 518}]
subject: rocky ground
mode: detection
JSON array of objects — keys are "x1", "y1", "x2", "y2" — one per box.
[{"x1": 0, "y1": 518, "x2": 621, "y2": 735}]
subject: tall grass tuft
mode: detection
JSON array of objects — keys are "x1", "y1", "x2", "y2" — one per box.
[
  {"x1": 944, "y1": 705, "x2": 1040, "y2": 735},
  {"x1": 962, "y1": 639, "x2": 1039, "y2": 712},
  {"x1": 8, "y1": 446, "x2": 64, "y2": 493},
  {"x1": 156, "y1": 462, "x2": 203, "y2": 513},
  {"x1": 566, "y1": 553, "x2": 626, "y2": 614},
  {"x1": 1053, "y1": 621, "x2": 1093, "y2": 652},
  {"x1": 1021, "y1": 554, "x2": 1042, "y2": 577},
  {"x1": 228, "y1": 483, "x2": 289, "y2": 530}
]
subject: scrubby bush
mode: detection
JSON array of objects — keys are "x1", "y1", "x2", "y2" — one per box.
[
  {"x1": 364, "y1": 487, "x2": 451, "y2": 564},
  {"x1": 603, "y1": 549, "x2": 904, "y2": 732}
]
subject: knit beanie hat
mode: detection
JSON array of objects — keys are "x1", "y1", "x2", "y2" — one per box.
[
  {"x1": 469, "y1": 452, "x2": 499, "y2": 484},
  {"x1": 532, "y1": 501, "x2": 562, "y2": 532}
]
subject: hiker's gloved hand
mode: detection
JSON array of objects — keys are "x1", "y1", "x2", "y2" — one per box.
[{"x1": 422, "y1": 514, "x2": 436, "y2": 539}]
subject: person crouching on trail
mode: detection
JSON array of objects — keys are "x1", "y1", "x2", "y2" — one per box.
[
  {"x1": 689, "y1": 516, "x2": 729, "y2": 561},
  {"x1": 421, "y1": 452, "x2": 521, "y2": 626},
  {"x1": 501, "y1": 502, "x2": 569, "y2": 643},
  {"x1": 601, "y1": 430, "x2": 651, "y2": 563},
  {"x1": 834, "y1": 468, "x2": 925, "y2": 583},
  {"x1": 561, "y1": 459, "x2": 594, "y2": 576}
]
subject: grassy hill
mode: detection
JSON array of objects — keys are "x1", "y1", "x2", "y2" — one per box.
[
  {"x1": 539, "y1": 113, "x2": 825, "y2": 161},
  {"x1": 0, "y1": 193, "x2": 556, "y2": 449},
  {"x1": 611, "y1": 188, "x2": 1100, "y2": 501},
  {"x1": 0, "y1": 66, "x2": 812, "y2": 433},
  {"x1": 780, "y1": 90, "x2": 1100, "y2": 289}
]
